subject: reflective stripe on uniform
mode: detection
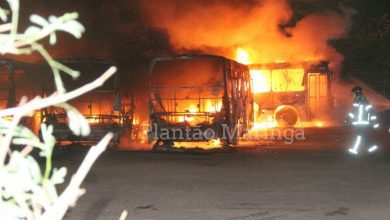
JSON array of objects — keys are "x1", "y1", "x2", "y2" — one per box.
[
  {"x1": 353, "y1": 121, "x2": 369, "y2": 125},
  {"x1": 368, "y1": 145, "x2": 378, "y2": 152},
  {"x1": 349, "y1": 135, "x2": 362, "y2": 154}
]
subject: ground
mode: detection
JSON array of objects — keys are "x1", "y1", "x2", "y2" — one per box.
[{"x1": 55, "y1": 128, "x2": 390, "y2": 220}]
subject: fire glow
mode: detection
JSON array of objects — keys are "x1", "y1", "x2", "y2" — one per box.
[
  {"x1": 234, "y1": 47, "x2": 329, "y2": 130},
  {"x1": 178, "y1": 101, "x2": 223, "y2": 124},
  {"x1": 236, "y1": 48, "x2": 251, "y2": 65},
  {"x1": 250, "y1": 69, "x2": 271, "y2": 93},
  {"x1": 174, "y1": 138, "x2": 222, "y2": 149},
  {"x1": 142, "y1": 0, "x2": 353, "y2": 66},
  {"x1": 141, "y1": 0, "x2": 354, "y2": 146}
]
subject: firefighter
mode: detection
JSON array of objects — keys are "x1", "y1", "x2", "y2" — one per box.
[{"x1": 346, "y1": 86, "x2": 380, "y2": 155}]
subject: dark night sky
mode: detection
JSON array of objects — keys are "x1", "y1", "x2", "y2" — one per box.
[
  {"x1": 7, "y1": 0, "x2": 173, "y2": 92},
  {"x1": 32, "y1": 4, "x2": 167, "y2": 59}
]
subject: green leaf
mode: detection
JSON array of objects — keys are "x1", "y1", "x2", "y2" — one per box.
[
  {"x1": 55, "y1": 61, "x2": 80, "y2": 79},
  {"x1": 51, "y1": 167, "x2": 67, "y2": 185},
  {"x1": 0, "y1": 8, "x2": 9, "y2": 22},
  {"x1": 24, "y1": 26, "x2": 41, "y2": 35},
  {"x1": 7, "y1": 0, "x2": 20, "y2": 11},
  {"x1": 49, "y1": 32, "x2": 57, "y2": 45},
  {"x1": 27, "y1": 155, "x2": 42, "y2": 183},
  {"x1": 30, "y1": 14, "x2": 49, "y2": 27},
  {"x1": 43, "y1": 180, "x2": 58, "y2": 201},
  {"x1": 0, "y1": 202, "x2": 25, "y2": 219},
  {"x1": 62, "y1": 103, "x2": 91, "y2": 136},
  {"x1": 59, "y1": 20, "x2": 85, "y2": 39},
  {"x1": 39, "y1": 123, "x2": 56, "y2": 157}
]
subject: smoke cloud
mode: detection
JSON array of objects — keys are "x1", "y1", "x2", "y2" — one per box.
[{"x1": 140, "y1": 0, "x2": 353, "y2": 70}]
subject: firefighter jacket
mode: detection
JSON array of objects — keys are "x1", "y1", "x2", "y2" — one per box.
[{"x1": 348, "y1": 96, "x2": 379, "y2": 129}]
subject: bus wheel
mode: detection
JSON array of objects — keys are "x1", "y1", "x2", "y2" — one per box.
[
  {"x1": 274, "y1": 105, "x2": 299, "y2": 127},
  {"x1": 152, "y1": 139, "x2": 173, "y2": 151}
]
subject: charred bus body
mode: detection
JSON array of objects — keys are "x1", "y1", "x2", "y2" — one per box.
[
  {"x1": 0, "y1": 60, "x2": 43, "y2": 132},
  {"x1": 148, "y1": 55, "x2": 254, "y2": 149},
  {"x1": 0, "y1": 60, "x2": 24, "y2": 110},
  {"x1": 0, "y1": 59, "x2": 133, "y2": 144},
  {"x1": 39, "y1": 59, "x2": 131, "y2": 144},
  {"x1": 250, "y1": 61, "x2": 332, "y2": 128}
]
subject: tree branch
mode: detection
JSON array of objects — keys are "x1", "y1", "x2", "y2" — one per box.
[
  {"x1": 0, "y1": 66, "x2": 117, "y2": 117},
  {"x1": 40, "y1": 132, "x2": 113, "y2": 220}
]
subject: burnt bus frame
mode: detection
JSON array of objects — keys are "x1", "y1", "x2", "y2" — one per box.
[
  {"x1": 0, "y1": 60, "x2": 17, "y2": 109},
  {"x1": 39, "y1": 59, "x2": 126, "y2": 144},
  {"x1": 249, "y1": 61, "x2": 332, "y2": 125},
  {"x1": 0, "y1": 59, "x2": 131, "y2": 144},
  {"x1": 0, "y1": 60, "x2": 44, "y2": 133},
  {"x1": 148, "y1": 54, "x2": 253, "y2": 147}
]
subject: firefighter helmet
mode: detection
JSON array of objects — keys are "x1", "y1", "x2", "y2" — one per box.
[{"x1": 351, "y1": 86, "x2": 363, "y2": 96}]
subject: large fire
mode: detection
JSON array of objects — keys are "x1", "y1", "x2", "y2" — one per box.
[
  {"x1": 250, "y1": 69, "x2": 271, "y2": 93},
  {"x1": 174, "y1": 138, "x2": 222, "y2": 149},
  {"x1": 235, "y1": 47, "x2": 251, "y2": 65},
  {"x1": 178, "y1": 100, "x2": 222, "y2": 124},
  {"x1": 234, "y1": 48, "x2": 328, "y2": 130},
  {"x1": 139, "y1": 0, "x2": 354, "y2": 146}
]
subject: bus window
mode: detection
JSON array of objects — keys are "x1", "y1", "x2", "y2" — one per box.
[
  {"x1": 272, "y1": 68, "x2": 305, "y2": 92},
  {"x1": 250, "y1": 69, "x2": 271, "y2": 93},
  {"x1": 151, "y1": 58, "x2": 224, "y2": 88}
]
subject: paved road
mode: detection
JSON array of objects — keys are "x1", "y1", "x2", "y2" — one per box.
[{"x1": 56, "y1": 144, "x2": 390, "y2": 220}]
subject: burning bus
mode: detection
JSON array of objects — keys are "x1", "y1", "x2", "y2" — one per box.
[
  {"x1": 0, "y1": 60, "x2": 21, "y2": 110},
  {"x1": 0, "y1": 59, "x2": 133, "y2": 145},
  {"x1": 249, "y1": 61, "x2": 332, "y2": 128},
  {"x1": 38, "y1": 59, "x2": 131, "y2": 144},
  {"x1": 148, "y1": 54, "x2": 253, "y2": 149},
  {"x1": 0, "y1": 60, "x2": 42, "y2": 132}
]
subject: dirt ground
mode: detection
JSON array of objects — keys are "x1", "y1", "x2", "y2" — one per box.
[{"x1": 56, "y1": 128, "x2": 390, "y2": 220}]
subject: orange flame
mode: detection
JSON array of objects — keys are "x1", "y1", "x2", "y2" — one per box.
[
  {"x1": 250, "y1": 69, "x2": 271, "y2": 93},
  {"x1": 236, "y1": 48, "x2": 251, "y2": 64},
  {"x1": 141, "y1": 0, "x2": 352, "y2": 68}
]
